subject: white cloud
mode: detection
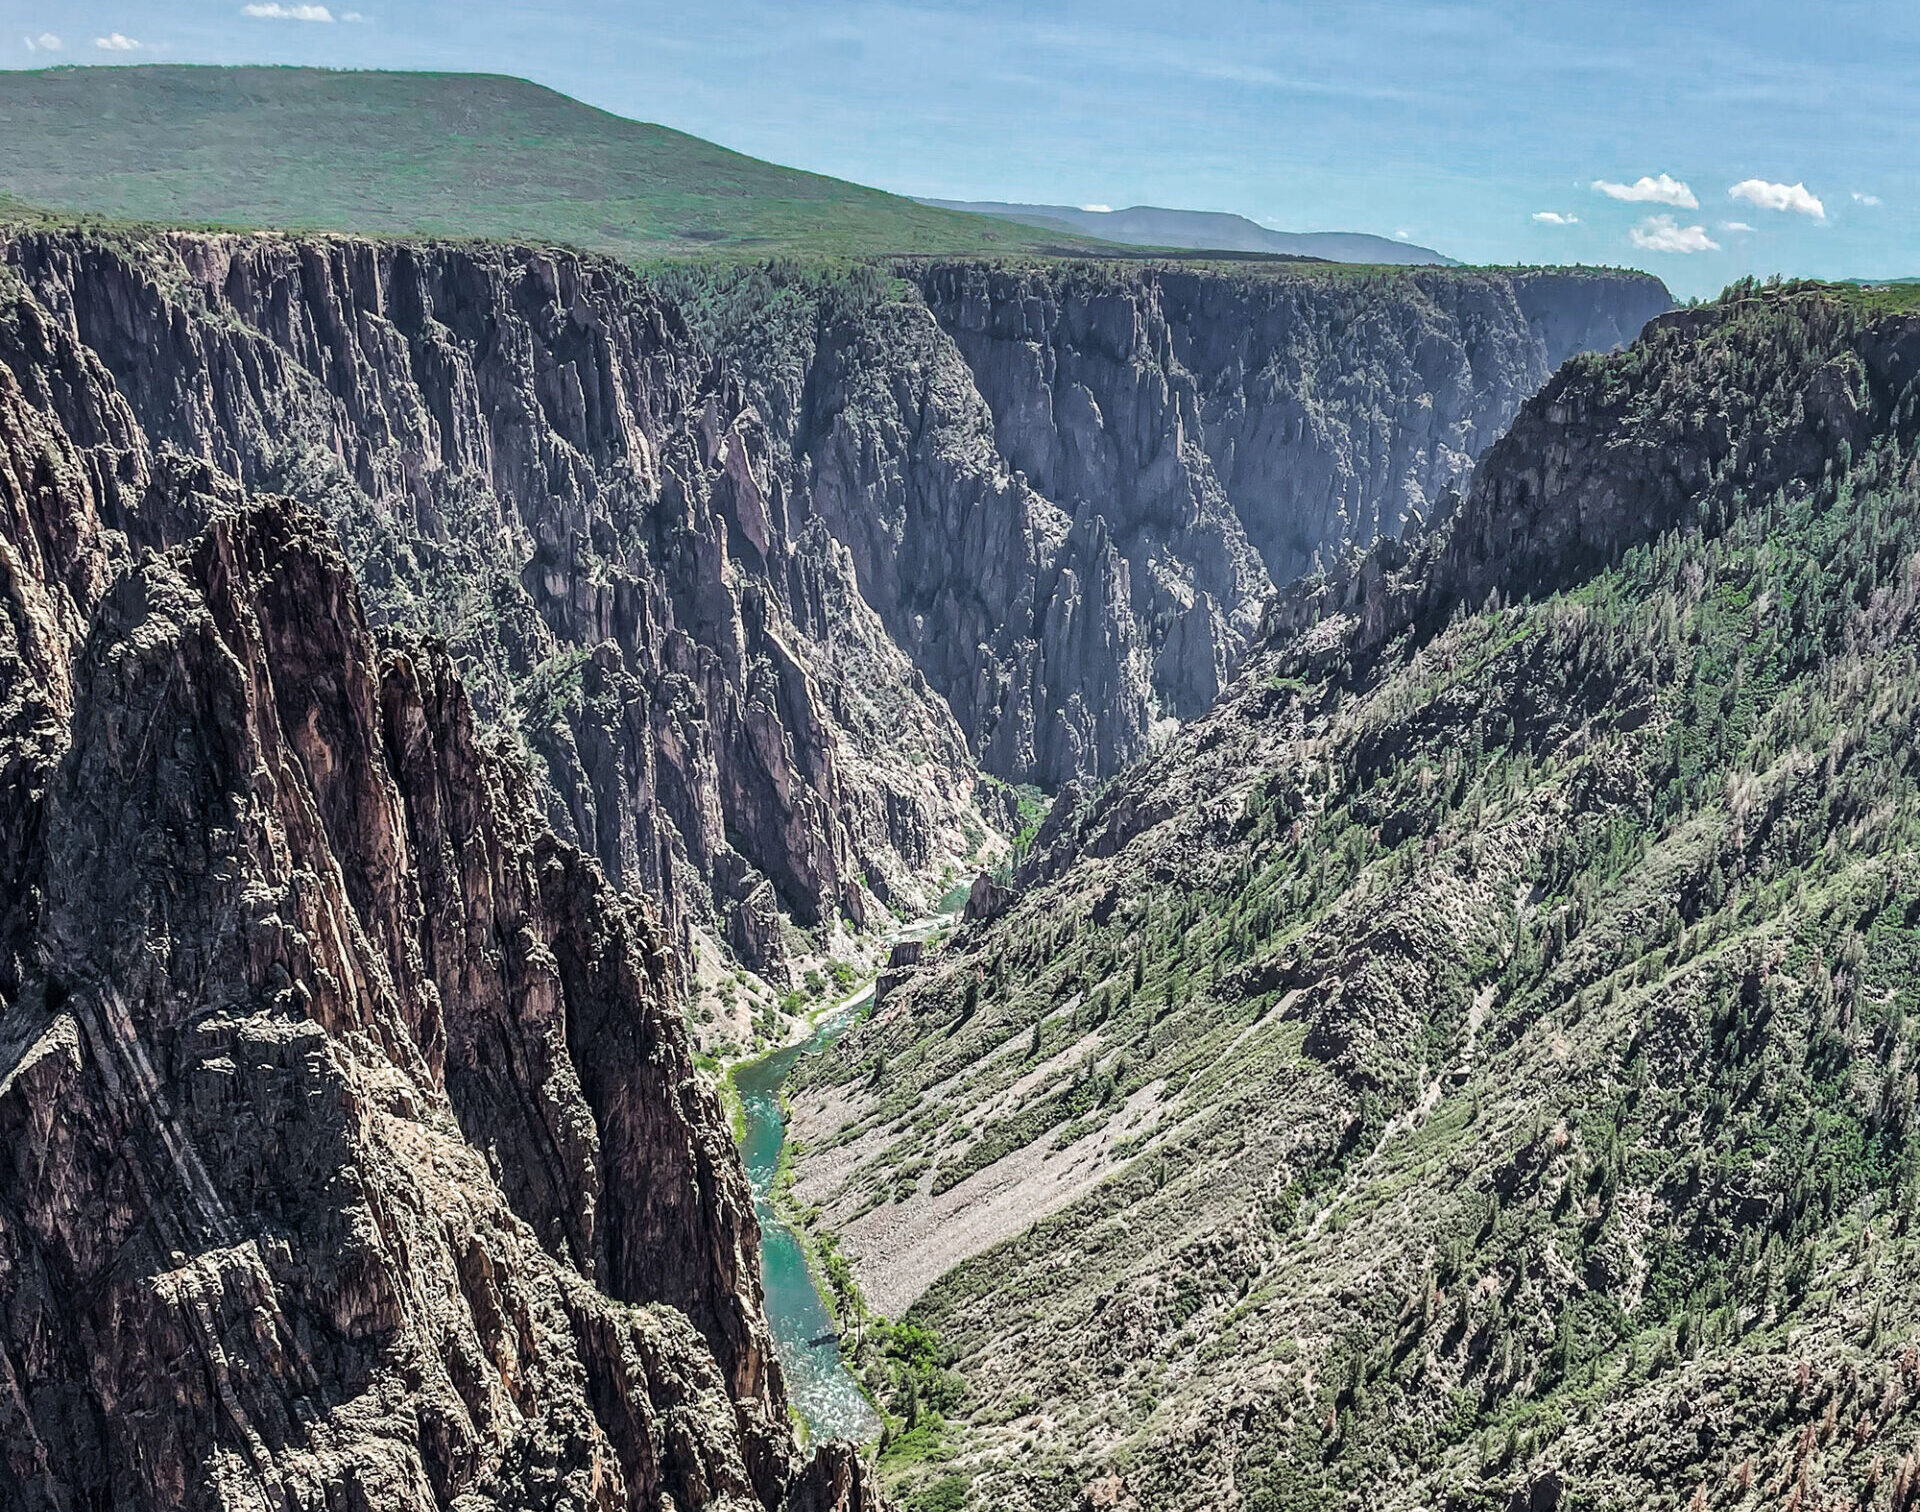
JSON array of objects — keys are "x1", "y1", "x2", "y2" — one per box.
[
  {"x1": 1393, "y1": 228, "x2": 1412, "y2": 240},
  {"x1": 1629, "y1": 215, "x2": 1719, "y2": 254},
  {"x1": 1728, "y1": 179, "x2": 1824, "y2": 219},
  {"x1": 1722, "y1": 221, "x2": 1757, "y2": 233},
  {"x1": 23, "y1": 32, "x2": 61, "y2": 51},
  {"x1": 1078, "y1": 204, "x2": 1111, "y2": 213},
  {"x1": 341, "y1": 9, "x2": 363, "y2": 18},
  {"x1": 1592, "y1": 174, "x2": 1697, "y2": 208},
  {"x1": 1532, "y1": 211, "x2": 1579, "y2": 225},
  {"x1": 93, "y1": 31, "x2": 141, "y2": 49},
  {"x1": 1853, "y1": 191, "x2": 1882, "y2": 207},
  {"x1": 241, "y1": 2, "x2": 334, "y2": 17}
]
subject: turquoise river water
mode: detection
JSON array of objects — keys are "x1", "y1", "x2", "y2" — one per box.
[{"x1": 732, "y1": 984, "x2": 885, "y2": 1444}]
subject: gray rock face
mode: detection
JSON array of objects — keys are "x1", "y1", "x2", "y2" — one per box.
[
  {"x1": 704, "y1": 260, "x2": 1669, "y2": 786},
  {"x1": 766, "y1": 289, "x2": 1158, "y2": 798},
  {"x1": 0, "y1": 353, "x2": 869, "y2": 1507},
  {"x1": 1, "y1": 230, "x2": 987, "y2": 985},
  {"x1": 914, "y1": 263, "x2": 1672, "y2": 711},
  {"x1": 918, "y1": 264, "x2": 1669, "y2": 587}
]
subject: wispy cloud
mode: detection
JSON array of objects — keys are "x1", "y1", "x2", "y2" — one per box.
[
  {"x1": 1532, "y1": 211, "x2": 1579, "y2": 226},
  {"x1": 1722, "y1": 221, "x2": 1757, "y2": 233},
  {"x1": 23, "y1": 32, "x2": 61, "y2": 51},
  {"x1": 1629, "y1": 215, "x2": 1719, "y2": 254},
  {"x1": 1593, "y1": 174, "x2": 1697, "y2": 209},
  {"x1": 1853, "y1": 191, "x2": 1882, "y2": 207},
  {"x1": 1078, "y1": 204, "x2": 1111, "y2": 213},
  {"x1": 93, "y1": 32, "x2": 141, "y2": 49},
  {"x1": 242, "y1": 2, "x2": 334, "y2": 16},
  {"x1": 1728, "y1": 179, "x2": 1824, "y2": 219},
  {"x1": 1023, "y1": 23, "x2": 1423, "y2": 106}
]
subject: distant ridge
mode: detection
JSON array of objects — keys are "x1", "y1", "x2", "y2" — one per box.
[
  {"x1": 918, "y1": 200, "x2": 1457, "y2": 265},
  {"x1": 0, "y1": 65, "x2": 1113, "y2": 259}
]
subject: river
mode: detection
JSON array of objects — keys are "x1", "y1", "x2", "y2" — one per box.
[
  {"x1": 733, "y1": 984, "x2": 884, "y2": 1444},
  {"x1": 731, "y1": 899, "x2": 964, "y2": 1444}
]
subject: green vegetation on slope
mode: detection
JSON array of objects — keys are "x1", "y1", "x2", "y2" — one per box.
[
  {"x1": 790, "y1": 283, "x2": 1920, "y2": 1509},
  {"x1": 0, "y1": 66, "x2": 1100, "y2": 258}
]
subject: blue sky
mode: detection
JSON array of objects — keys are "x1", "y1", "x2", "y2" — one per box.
[{"x1": 3, "y1": 0, "x2": 1911, "y2": 297}]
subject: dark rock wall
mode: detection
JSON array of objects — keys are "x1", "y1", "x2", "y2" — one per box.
[
  {"x1": 3, "y1": 231, "x2": 986, "y2": 985},
  {"x1": 0, "y1": 330, "x2": 868, "y2": 1506},
  {"x1": 704, "y1": 260, "x2": 1668, "y2": 786},
  {"x1": 791, "y1": 293, "x2": 1157, "y2": 795}
]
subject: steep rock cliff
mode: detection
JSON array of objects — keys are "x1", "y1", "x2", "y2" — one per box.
[
  {"x1": 912, "y1": 262, "x2": 1671, "y2": 715},
  {"x1": 0, "y1": 304, "x2": 870, "y2": 1505},
  {"x1": 1, "y1": 230, "x2": 989, "y2": 993},
  {"x1": 684, "y1": 259, "x2": 1670, "y2": 785}
]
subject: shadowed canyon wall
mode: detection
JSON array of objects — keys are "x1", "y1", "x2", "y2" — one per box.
[
  {"x1": 696, "y1": 258, "x2": 1669, "y2": 784},
  {"x1": 0, "y1": 272, "x2": 875, "y2": 1504}
]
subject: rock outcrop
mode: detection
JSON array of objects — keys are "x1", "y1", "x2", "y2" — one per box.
[
  {"x1": 912, "y1": 262, "x2": 1670, "y2": 714},
  {"x1": 871, "y1": 939, "x2": 926, "y2": 1010},
  {"x1": 0, "y1": 294, "x2": 870, "y2": 1508},
  {"x1": 2, "y1": 230, "x2": 988, "y2": 988},
  {"x1": 696, "y1": 259, "x2": 1670, "y2": 785}
]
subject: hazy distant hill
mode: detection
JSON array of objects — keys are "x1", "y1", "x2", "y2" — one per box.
[
  {"x1": 0, "y1": 66, "x2": 1111, "y2": 259},
  {"x1": 918, "y1": 199, "x2": 1456, "y2": 264}
]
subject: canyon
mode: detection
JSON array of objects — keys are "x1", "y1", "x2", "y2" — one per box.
[
  {"x1": 789, "y1": 281, "x2": 1920, "y2": 1509},
  {"x1": 0, "y1": 217, "x2": 1669, "y2": 1511},
  {"x1": 1, "y1": 232, "x2": 1664, "y2": 1006}
]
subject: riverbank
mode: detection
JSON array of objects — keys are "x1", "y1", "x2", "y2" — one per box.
[
  {"x1": 725, "y1": 897, "x2": 963, "y2": 1445},
  {"x1": 733, "y1": 997, "x2": 884, "y2": 1445}
]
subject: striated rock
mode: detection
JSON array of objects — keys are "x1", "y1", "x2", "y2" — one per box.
[
  {"x1": 779, "y1": 1442, "x2": 881, "y2": 1512},
  {"x1": 780, "y1": 291, "x2": 1155, "y2": 788},
  {"x1": 0, "y1": 229, "x2": 1670, "y2": 960},
  {"x1": 1, "y1": 229, "x2": 988, "y2": 987},
  {"x1": 673, "y1": 258, "x2": 1670, "y2": 788},
  {"x1": 0, "y1": 396, "x2": 860, "y2": 1507},
  {"x1": 872, "y1": 938, "x2": 926, "y2": 1010},
  {"x1": 914, "y1": 262, "x2": 1674, "y2": 591}
]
